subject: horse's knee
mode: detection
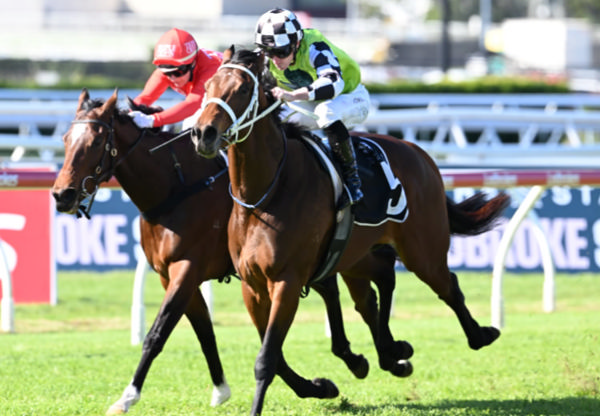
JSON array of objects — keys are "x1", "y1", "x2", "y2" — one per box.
[
  {"x1": 255, "y1": 348, "x2": 280, "y2": 382},
  {"x1": 141, "y1": 328, "x2": 166, "y2": 358}
]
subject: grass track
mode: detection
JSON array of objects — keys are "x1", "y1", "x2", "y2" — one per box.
[{"x1": 1, "y1": 271, "x2": 598, "y2": 415}]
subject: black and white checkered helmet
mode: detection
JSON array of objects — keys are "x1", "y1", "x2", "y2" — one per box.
[{"x1": 255, "y1": 8, "x2": 304, "y2": 50}]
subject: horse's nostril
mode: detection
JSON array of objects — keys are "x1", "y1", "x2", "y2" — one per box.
[
  {"x1": 202, "y1": 126, "x2": 217, "y2": 142},
  {"x1": 53, "y1": 188, "x2": 78, "y2": 212}
]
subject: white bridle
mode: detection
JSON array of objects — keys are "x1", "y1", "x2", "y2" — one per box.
[{"x1": 202, "y1": 63, "x2": 281, "y2": 146}]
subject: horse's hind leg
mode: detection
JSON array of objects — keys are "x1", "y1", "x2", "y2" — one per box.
[
  {"x1": 310, "y1": 275, "x2": 369, "y2": 379},
  {"x1": 411, "y1": 260, "x2": 500, "y2": 350},
  {"x1": 441, "y1": 272, "x2": 500, "y2": 350}
]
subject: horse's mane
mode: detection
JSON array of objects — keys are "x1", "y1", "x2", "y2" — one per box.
[
  {"x1": 228, "y1": 47, "x2": 307, "y2": 141},
  {"x1": 80, "y1": 98, "x2": 133, "y2": 125},
  {"x1": 81, "y1": 96, "x2": 164, "y2": 136}
]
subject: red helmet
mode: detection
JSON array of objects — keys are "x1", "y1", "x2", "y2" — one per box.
[{"x1": 152, "y1": 28, "x2": 198, "y2": 67}]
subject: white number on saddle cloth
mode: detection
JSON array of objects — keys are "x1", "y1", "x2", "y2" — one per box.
[{"x1": 380, "y1": 161, "x2": 407, "y2": 217}]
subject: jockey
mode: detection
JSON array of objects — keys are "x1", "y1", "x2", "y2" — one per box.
[
  {"x1": 129, "y1": 28, "x2": 223, "y2": 130},
  {"x1": 254, "y1": 8, "x2": 370, "y2": 205}
]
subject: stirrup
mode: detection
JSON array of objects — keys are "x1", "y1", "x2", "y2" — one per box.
[
  {"x1": 346, "y1": 182, "x2": 364, "y2": 205},
  {"x1": 349, "y1": 189, "x2": 364, "y2": 205}
]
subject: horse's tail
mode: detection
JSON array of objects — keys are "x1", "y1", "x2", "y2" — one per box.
[{"x1": 446, "y1": 192, "x2": 511, "y2": 236}]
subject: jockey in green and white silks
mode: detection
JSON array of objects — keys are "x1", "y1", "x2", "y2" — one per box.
[
  {"x1": 267, "y1": 28, "x2": 369, "y2": 131},
  {"x1": 255, "y1": 8, "x2": 369, "y2": 204}
]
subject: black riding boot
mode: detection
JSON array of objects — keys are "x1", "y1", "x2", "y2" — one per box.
[{"x1": 324, "y1": 121, "x2": 364, "y2": 205}]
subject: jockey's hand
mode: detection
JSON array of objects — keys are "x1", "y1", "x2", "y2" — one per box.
[
  {"x1": 129, "y1": 111, "x2": 155, "y2": 128},
  {"x1": 271, "y1": 87, "x2": 292, "y2": 101},
  {"x1": 271, "y1": 87, "x2": 309, "y2": 102}
]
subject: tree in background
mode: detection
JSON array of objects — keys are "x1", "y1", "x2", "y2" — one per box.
[
  {"x1": 564, "y1": 0, "x2": 600, "y2": 23},
  {"x1": 426, "y1": 0, "x2": 600, "y2": 23}
]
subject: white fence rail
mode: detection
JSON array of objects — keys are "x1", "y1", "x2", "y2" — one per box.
[
  {"x1": 1, "y1": 90, "x2": 600, "y2": 167},
  {"x1": 362, "y1": 93, "x2": 600, "y2": 168},
  {"x1": 0, "y1": 89, "x2": 181, "y2": 164}
]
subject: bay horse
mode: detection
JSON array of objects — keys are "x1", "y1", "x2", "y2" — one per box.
[
  {"x1": 191, "y1": 46, "x2": 511, "y2": 416},
  {"x1": 51, "y1": 89, "x2": 372, "y2": 414}
]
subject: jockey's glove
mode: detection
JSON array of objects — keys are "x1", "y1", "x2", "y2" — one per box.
[{"x1": 129, "y1": 111, "x2": 155, "y2": 128}]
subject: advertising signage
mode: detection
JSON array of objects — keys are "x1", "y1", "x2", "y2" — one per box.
[
  {"x1": 54, "y1": 189, "x2": 143, "y2": 271},
  {"x1": 52, "y1": 187, "x2": 600, "y2": 273},
  {"x1": 447, "y1": 187, "x2": 600, "y2": 272}
]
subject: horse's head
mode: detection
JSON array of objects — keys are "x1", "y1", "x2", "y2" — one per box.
[
  {"x1": 52, "y1": 88, "x2": 121, "y2": 216},
  {"x1": 191, "y1": 45, "x2": 266, "y2": 158}
]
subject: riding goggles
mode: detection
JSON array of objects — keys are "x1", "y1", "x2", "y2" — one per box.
[
  {"x1": 158, "y1": 64, "x2": 192, "y2": 78},
  {"x1": 261, "y1": 45, "x2": 294, "y2": 59}
]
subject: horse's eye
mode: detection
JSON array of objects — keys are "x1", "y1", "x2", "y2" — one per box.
[
  {"x1": 91, "y1": 133, "x2": 104, "y2": 147},
  {"x1": 240, "y1": 83, "x2": 251, "y2": 95}
]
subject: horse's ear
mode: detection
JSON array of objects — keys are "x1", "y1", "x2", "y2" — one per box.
[
  {"x1": 102, "y1": 88, "x2": 119, "y2": 114},
  {"x1": 126, "y1": 96, "x2": 138, "y2": 111},
  {"x1": 77, "y1": 88, "x2": 89, "y2": 111},
  {"x1": 256, "y1": 50, "x2": 265, "y2": 74},
  {"x1": 223, "y1": 45, "x2": 234, "y2": 63}
]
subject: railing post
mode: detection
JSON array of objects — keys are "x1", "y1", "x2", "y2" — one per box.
[
  {"x1": 0, "y1": 238, "x2": 15, "y2": 333},
  {"x1": 130, "y1": 249, "x2": 148, "y2": 346},
  {"x1": 491, "y1": 185, "x2": 547, "y2": 328}
]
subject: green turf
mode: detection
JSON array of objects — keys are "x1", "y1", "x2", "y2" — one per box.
[{"x1": 1, "y1": 271, "x2": 598, "y2": 415}]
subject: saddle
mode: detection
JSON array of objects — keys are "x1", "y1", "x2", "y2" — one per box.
[{"x1": 300, "y1": 132, "x2": 409, "y2": 285}]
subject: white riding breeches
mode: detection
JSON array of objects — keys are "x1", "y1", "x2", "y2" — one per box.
[{"x1": 279, "y1": 84, "x2": 370, "y2": 130}]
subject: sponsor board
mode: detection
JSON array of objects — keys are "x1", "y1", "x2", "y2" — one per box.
[
  {"x1": 0, "y1": 189, "x2": 55, "y2": 303},
  {"x1": 447, "y1": 187, "x2": 600, "y2": 272},
  {"x1": 5, "y1": 185, "x2": 597, "y2": 296}
]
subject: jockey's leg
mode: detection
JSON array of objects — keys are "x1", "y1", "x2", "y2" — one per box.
[{"x1": 324, "y1": 120, "x2": 363, "y2": 205}]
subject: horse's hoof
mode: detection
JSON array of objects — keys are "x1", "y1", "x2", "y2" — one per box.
[
  {"x1": 394, "y1": 340, "x2": 414, "y2": 360},
  {"x1": 211, "y1": 382, "x2": 231, "y2": 406},
  {"x1": 312, "y1": 378, "x2": 339, "y2": 398},
  {"x1": 389, "y1": 360, "x2": 413, "y2": 378},
  {"x1": 469, "y1": 326, "x2": 501, "y2": 350},
  {"x1": 106, "y1": 404, "x2": 127, "y2": 415},
  {"x1": 349, "y1": 354, "x2": 369, "y2": 379},
  {"x1": 106, "y1": 384, "x2": 140, "y2": 415}
]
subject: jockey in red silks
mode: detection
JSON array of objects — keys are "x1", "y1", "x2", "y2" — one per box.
[{"x1": 130, "y1": 28, "x2": 223, "y2": 130}]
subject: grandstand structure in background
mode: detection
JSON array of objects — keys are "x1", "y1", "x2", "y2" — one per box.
[{"x1": 2, "y1": 1, "x2": 600, "y2": 88}]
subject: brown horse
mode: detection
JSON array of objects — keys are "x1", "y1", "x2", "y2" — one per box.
[
  {"x1": 52, "y1": 89, "x2": 371, "y2": 414},
  {"x1": 191, "y1": 47, "x2": 510, "y2": 416}
]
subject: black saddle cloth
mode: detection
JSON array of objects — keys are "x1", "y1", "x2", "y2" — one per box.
[{"x1": 352, "y1": 136, "x2": 408, "y2": 226}]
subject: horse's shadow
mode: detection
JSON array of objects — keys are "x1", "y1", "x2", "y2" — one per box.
[{"x1": 326, "y1": 397, "x2": 599, "y2": 415}]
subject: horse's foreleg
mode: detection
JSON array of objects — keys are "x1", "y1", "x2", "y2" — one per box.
[
  {"x1": 184, "y1": 285, "x2": 230, "y2": 406},
  {"x1": 276, "y1": 354, "x2": 339, "y2": 398},
  {"x1": 441, "y1": 272, "x2": 500, "y2": 350},
  {"x1": 246, "y1": 278, "x2": 338, "y2": 416},
  {"x1": 241, "y1": 279, "x2": 274, "y2": 416},
  {"x1": 370, "y1": 273, "x2": 414, "y2": 377},
  {"x1": 369, "y1": 245, "x2": 414, "y2": 360},
  {"x1": 107, "y1": 271, "x2": 193, "y2": 415},
  {"x1": 310, "y1": 275, "x2": 369, "y2": 379}
]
